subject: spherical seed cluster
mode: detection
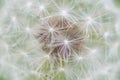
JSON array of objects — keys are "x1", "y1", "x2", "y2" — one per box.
[
  {"x1": 36, "y1": 18, "x2": 85, "y2": 59},
  {"x1": 0, "y1": 0, "x2": 120, "y2": 80}
]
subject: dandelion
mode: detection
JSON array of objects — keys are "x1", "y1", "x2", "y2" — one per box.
[{"x1": 0, "y1": 0, "x2": 119, "y2": 80}]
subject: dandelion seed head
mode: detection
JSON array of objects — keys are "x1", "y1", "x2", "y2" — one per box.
[{"x1": 0, "y1": 0, "x2": 118, "y2": 80}]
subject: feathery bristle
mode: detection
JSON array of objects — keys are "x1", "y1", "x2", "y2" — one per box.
[{"x1": 36, "y1": 18, "x2": 85, "y2": 59}]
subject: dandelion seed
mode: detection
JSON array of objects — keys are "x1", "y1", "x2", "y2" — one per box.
[
  {"x1": 11, "y1": 16, "x2": 16, "y2": 22},
  {"x1": 25, "y1": 27, "x2": 31, "y2": 33},
  {"x1": 115, "y1": 22, "x2": 120, "y2": 35},
  {"x1": 77, "y1": 56, "x2": 83, "y2": 60},
  {"x1": 58, "y1": 67, "x2": 65, "y2": 72},
  {"x1": 105, "y1": 4, "x2": 111, "y2": 10},
  {"x1": 104, "y1": 32, "x2": 111, "y2": 40},
  {"x1": 49, "y1": 27, "x2": 55, "y2": 32},
  {"x1": 64, "y1": 39, "x2": 69, "y2": 45},
  {"x1": 91, "y1": 49, "x2": 97, "y2": 53},
  {"x1": 26, "y1": 2, "x2": 32, "y2": 8},
  {"x1": 86, "y1": 16, "x2": 94, "y2": 25},
  {"x1": 39, "y1": 5, "x2": 45, "y2": 10},
  {"x1": 45, "y1": 55, "x2": 50, "y2": 59},
  {"x1": 60, "y1": 10, "x2": 69, "y2": 16}
]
